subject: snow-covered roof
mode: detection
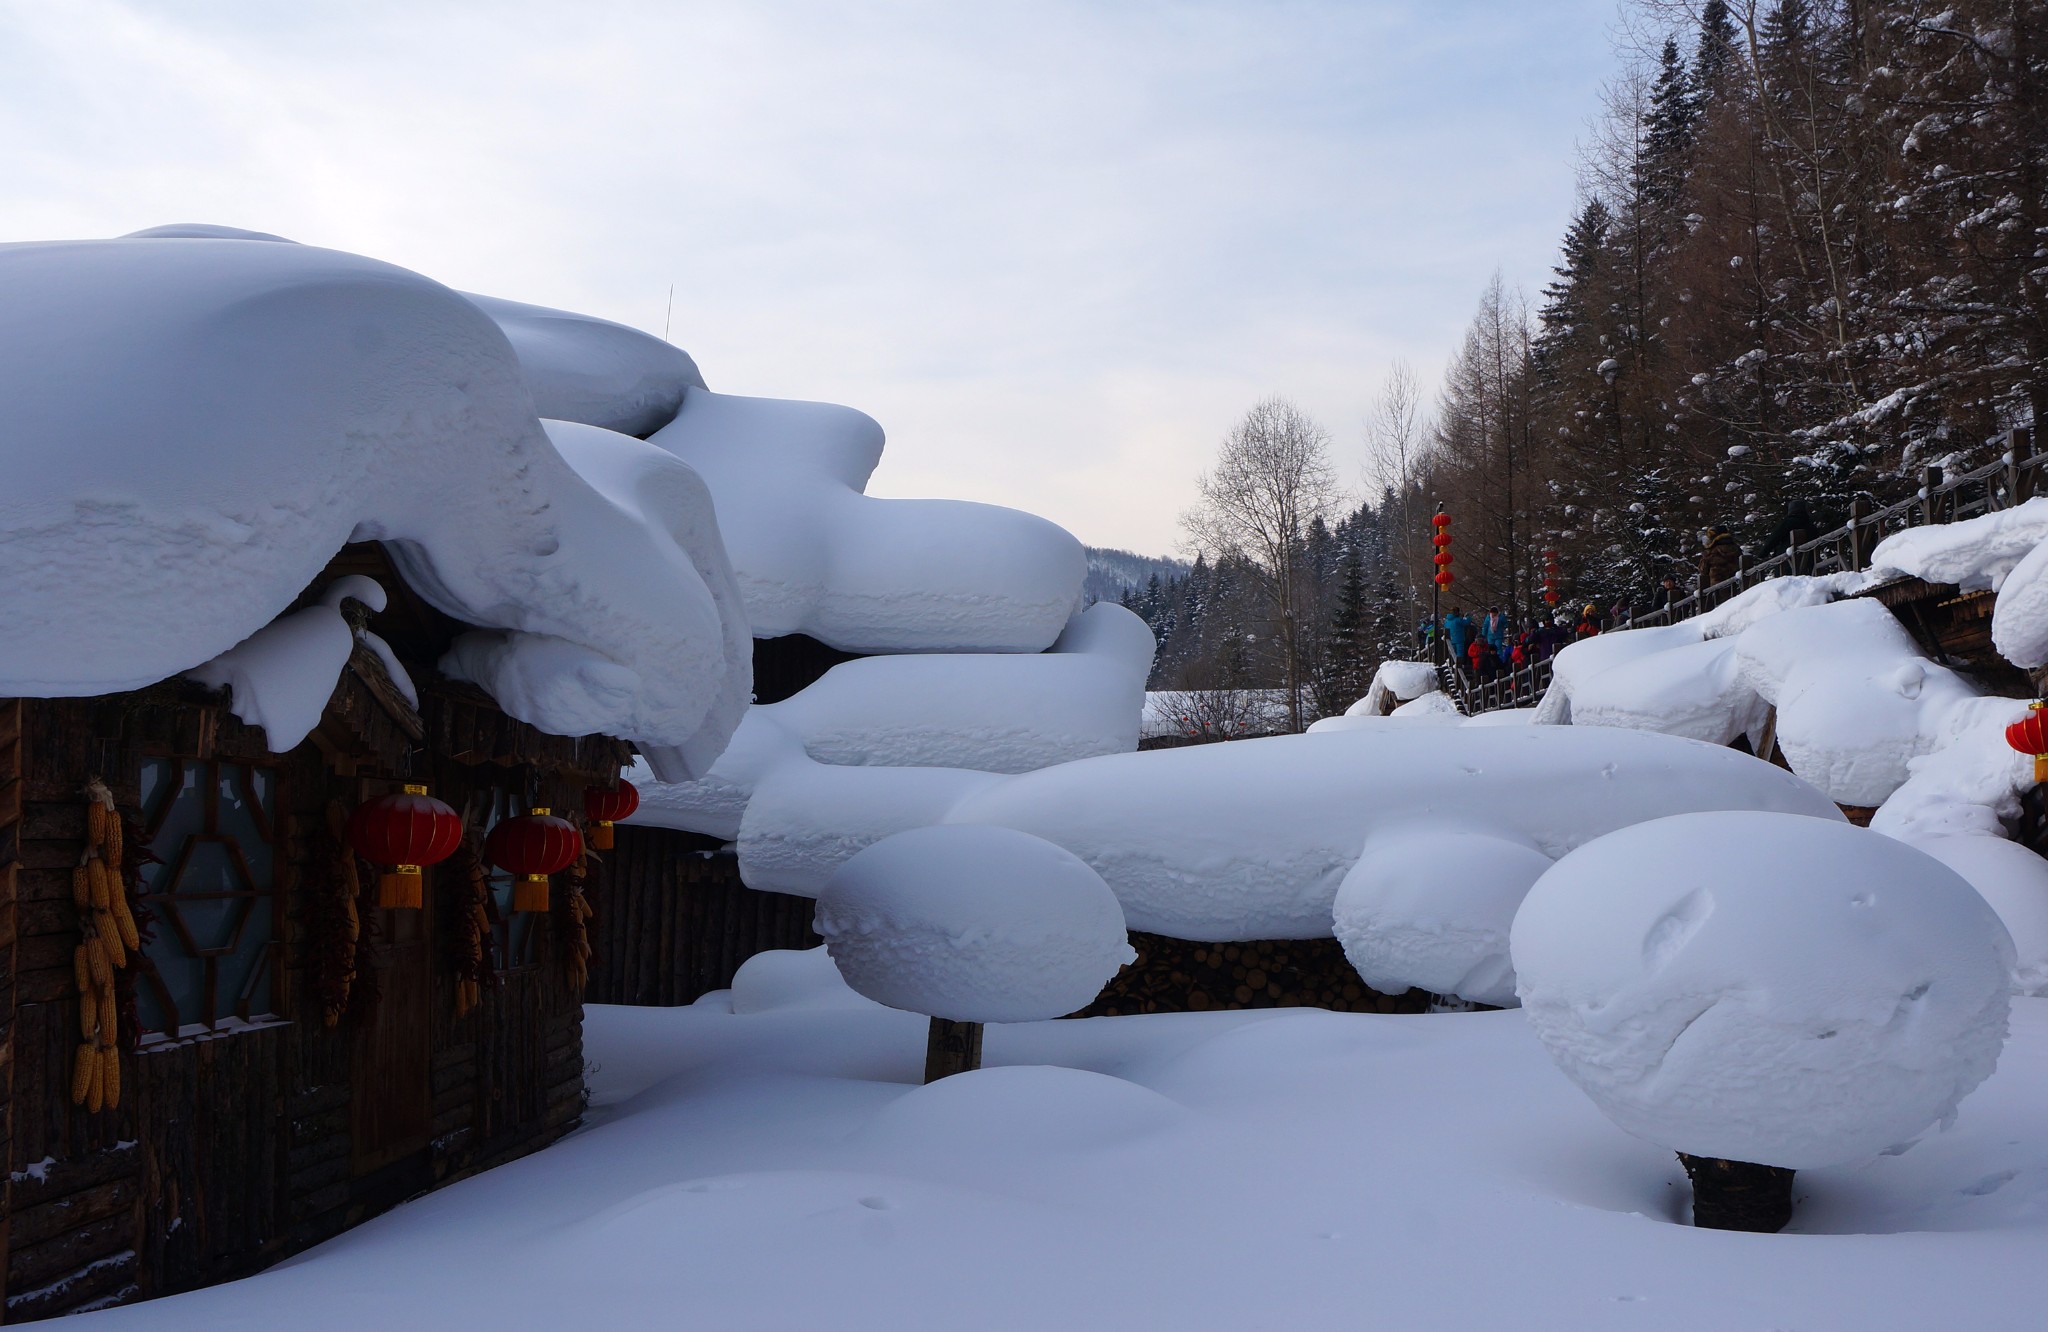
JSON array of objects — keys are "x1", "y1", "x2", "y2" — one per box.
[
  {"x1": 0, "y1": 231, "x2": 748, "y2": 778},
  {"x1": 646, "y1": 388, "x2": 1086, "y2": 654}
]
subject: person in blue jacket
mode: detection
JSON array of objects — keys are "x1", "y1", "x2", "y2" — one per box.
[{"x1": 1443, "y1": 607, "x2": 1476, "y2": 666}]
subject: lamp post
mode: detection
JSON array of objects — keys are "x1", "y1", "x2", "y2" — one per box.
[{"x1": 1429, "y1": 505, "x2": 1453, "y2": 667}]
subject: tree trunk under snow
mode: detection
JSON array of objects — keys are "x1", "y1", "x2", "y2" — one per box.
[
  {"x1": 1679, "y1": 1153, "x2": 1795, "y2": 1233},
  {"x1": 925, "y1": 1017, "x2": 983, "y2": 1082}
]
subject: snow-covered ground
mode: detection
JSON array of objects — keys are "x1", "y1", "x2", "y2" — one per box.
[{"x1": 73, "y1": 952, "x2": 2048, "y2": 1330}]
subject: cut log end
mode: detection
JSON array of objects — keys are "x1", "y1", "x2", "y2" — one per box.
[{"x1": 1679, "y1": 1153, "x2": 1795, "y2": 1233}]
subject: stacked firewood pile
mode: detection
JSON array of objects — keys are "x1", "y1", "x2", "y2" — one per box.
[{"x1": 1073, "y1": 930, "x2": 1428, "y2": 1017}]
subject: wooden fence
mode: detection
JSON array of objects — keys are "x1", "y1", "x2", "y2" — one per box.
[
  {"x1": 583, "y1": 826, "x2": 820, "y2": 1007},
  {"x1": 1442, "y1": 428, "x2": 2042, "y2": 715}
]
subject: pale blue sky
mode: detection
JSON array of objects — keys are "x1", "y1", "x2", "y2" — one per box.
[{"x1": 0, "y1": 0, "x2": 1622, "y2": 553}]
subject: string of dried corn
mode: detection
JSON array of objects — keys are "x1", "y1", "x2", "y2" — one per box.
[{"x1": 72, "y1": 779, "x2": 125, "y2": 1111}]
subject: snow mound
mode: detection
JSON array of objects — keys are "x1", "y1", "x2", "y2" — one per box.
[
  {"x1": 647, "y1": 388, "x2": 1085, "y2": 653},
  {"x1": 1460, "y1": 707, "x2": 1537, "y2": 727},
  {"x1": 1992, "y1": 535, "x2": 2048, "y2": 668},
  {"x1": 1693, "y1": 574, "x2": 1858, "y2": 638},
  {"x1": 925, "y1": 726, "x2": 1841, "y2": 941},
  {"x1": 1870, "y1": 696, "x2": 2036, "y2": 843},
  {"x1": 753, "y1": 602, "x2": 1151, "y2": 773},
  {"x1": 816, "y1": 826, "x2": 1134, "y2": 1023},
  {"x1": 122, "y1": 221, "x2": 295, "y2": 243},
  {"x1": 1861, "y1": 498, "x2": 2048, "y2": 593},
  {"x1": 0, "y1": 235, "x2": 748, "y2": 775},
  {"x1": 1513, "y1": 812, "x2": 2013, "y2": 1169},
  {"x1": 728, "y1": 946, "x2": 886, "y2": 1015},
  {"x1": 1902, "y1": 836, "x2": 2048, "y2": 997},
  {"x1": 1354, "y1": 660, "x2": 1441, "y2": 716},
  {"x1": 1736, "y1": 598, "x2": 1981, "y2": 804},
  {"x1": 1333, "y1": 823, "x2": 1552, "y2": 1006},
  {"x1": 628, "y1": 603, "x2": 1151, "y2": 838},
  {"x1": 857, "y1": 1064, "x2": 1189, "y2": 1155},
  {"x1": 464, "y1": 292, "x2": 705, "y2": 437},
  {"x1": 1569, "y1": 636, "x2": 1763, "y2": 746},
  {"x1": 1390, "y1": 690, "x2": 1462, "y2": 720}
]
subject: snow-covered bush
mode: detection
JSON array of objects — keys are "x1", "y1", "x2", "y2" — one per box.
[
  {"x1": 1512, "y1": 811, "x2": 2013, "y2": 1172},
  {"x1": 1353, "y1": 661, "x2": 1441, "y2": 717},
  {"x1": 815, "y1": 825, "x2": 1135, "y2": 1024},
  {"x1": 1332, "y1": 824, "x2": 1552, "y2": 1006}
]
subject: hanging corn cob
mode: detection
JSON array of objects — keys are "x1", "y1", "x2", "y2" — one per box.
[
  {"x1": 450, "y1": 834, "x2": 494, "y2": 1018},
  {"x1": 315, "y1": 803, "x2": 364, "y2": 1028},
  {"x1": 72, "y1": 779, "x2": 126, "y2": 1111},
  {"x1": 560, "y1": 839, "x2": 594, "y2": 993}
]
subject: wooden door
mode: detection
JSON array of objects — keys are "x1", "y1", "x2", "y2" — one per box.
[{"x1": 349, "y1": 898, "x2": 431, "y2": 1174}]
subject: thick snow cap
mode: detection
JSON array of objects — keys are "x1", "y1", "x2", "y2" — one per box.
[
  {"x1": 919, "y1": 726, "x2": 1843, "y2": 941},
  {"x1": 1334, "y1": 823, "x2": 1553, "y2": 1006},
  {"x1": 647, "y1": 388, "x2": 1086, "y2": 654},
  {"x1": 1512, "y1": 812, "x2": 2013, "y2": 1169},
  {"x1": 0, "y1": 235, "x2": 748, "y2": 777},
  {"x1": 462, "y1": 292, "x2": 706, "y2": 437},
  {"x1": 629, "y1": 602, "x2": 1154, "y2": 839},
  {"x1": 815, "y1": 825, "x2": 1135, "y2": 1023}
]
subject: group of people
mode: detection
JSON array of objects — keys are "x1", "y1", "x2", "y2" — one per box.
[
  {"x1": 1410, "y1": 506, "x2": 1833, "y2": 683},
  {"x1": 1418, "y1": 603, "x2": 1609, "y2": 682}
]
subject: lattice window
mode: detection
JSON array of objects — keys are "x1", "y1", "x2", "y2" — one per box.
[{"x1": 136, "y1": 756, "x2": 279, "y2": 1036}]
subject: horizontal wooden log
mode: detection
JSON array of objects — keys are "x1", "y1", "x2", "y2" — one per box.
[
  {"x1": 9, "y1": 1175, "x2": 138, "y2": 1251},
  {"x1": 8, "y1": 1143, "x2": 140, "y2": 1212},
  {"x1": 9, "y1": 1206, "x2": 135, "y2": 1290},
  {"x1": 5, "y1": 1249, "x2": 137, "y2": 1321}
]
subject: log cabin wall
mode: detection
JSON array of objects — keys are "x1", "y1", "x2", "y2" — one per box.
[
  {"x1": 577, "y1": 632, "x2": 844, "y2": 1008},
  {"x1": 0, "y1": 677, "x2": 612, "y2": 1321},
  {"x1": 583, "y1": 827, "x2": 820, "y2": 1007}
]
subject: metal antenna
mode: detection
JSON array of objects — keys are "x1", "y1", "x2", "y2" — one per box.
[{"x1": 663, "y1": 283, "x2": 674, "y2": 341}]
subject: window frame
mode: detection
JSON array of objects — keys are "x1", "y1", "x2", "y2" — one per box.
[{"x1": 134, "y1": 753, "x2": 284, "y2": 1039}]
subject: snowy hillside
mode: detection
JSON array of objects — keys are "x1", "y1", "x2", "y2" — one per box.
[{"x1": 1082, "y1": 546, "x2": 1189, "y2": 605}]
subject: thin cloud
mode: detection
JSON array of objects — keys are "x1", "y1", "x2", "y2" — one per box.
[{"x1": 0, "y1": 0, "x2": 1618, "y2": 552}]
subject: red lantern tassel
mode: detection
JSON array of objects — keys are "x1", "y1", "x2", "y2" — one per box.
[
  {"x1": 513, "y1": 874, "x2": 550, "y2": 913},
  {"x1": 588, "y1": 821, "x2": 614, "y2": 851},
  {"x1": 378, "y1": 865, "x2": 424, "y2": 909}
]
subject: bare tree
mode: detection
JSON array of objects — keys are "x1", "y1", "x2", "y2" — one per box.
[
  {"x1": 1182, "y1": 397, "x2": 1345, "y2": 733},
  {"x1": 1365, "y1": 362, "x2": 1429, "y2": 622}
]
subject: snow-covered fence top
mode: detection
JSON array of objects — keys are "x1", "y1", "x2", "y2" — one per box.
[{"x1": 1454, "y1": 429, "x2": 2045, "y2": 716}]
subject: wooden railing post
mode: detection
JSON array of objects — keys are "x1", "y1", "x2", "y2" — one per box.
[
  {"x1": 2016, "y1": 426, "x2": 2036, "y2": 504},
  {"x1": 1848, "y1": 496, "x2": 1869, "y2": 570},
  {"x1": 1922, "y1": 465, "x2": 1944, "y2": 526}
]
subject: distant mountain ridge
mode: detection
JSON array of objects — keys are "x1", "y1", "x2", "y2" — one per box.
[{"x1": 1084, "y1": 546, "x2": 1190, "y2": 606}]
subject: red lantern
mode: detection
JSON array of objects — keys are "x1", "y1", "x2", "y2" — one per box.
[
  {"x1": 583, "y1": 779, "x2": 640, "y2": 851},
  {"x1": 1434, "y1": 551, "x2": 1453, "y2": 566},
  {"x1": 2006, "y1": 702, "x2": 2048, "y2": 782},
  {"x1": 1431, "y1": 531, "x2": 1452, "y2": 547},
  {"x1": 347, "y1": 784, "x2": 462, "y2": 909},
  {"x1": 1433, "y1": 512, "x2": 1451, "y2": 527},
  {"x1": 1544, "y1": 589, "x2": 1560, "y2": 606},
  {"x1": 1434, "y1": 571, "x2": 1454, "y2": 587},
  {"x1": 485, "y1": 808, "x2": 583, "y2": 912}
]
